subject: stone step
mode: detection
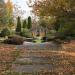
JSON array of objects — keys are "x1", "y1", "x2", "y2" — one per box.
[
  {"x1": 12, "y1": 64, "x2": 52, "y2": 73},
  {"x1": 16, "y1": 42, "x2": 60, "y2": 50},
  {"x1": 14, "y1": 57, "x2": 52, "y2": 65}
]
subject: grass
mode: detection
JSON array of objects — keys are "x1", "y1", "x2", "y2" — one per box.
[
  {"x1": 33, "y1": 39, "x2": 43, "y2": 43},
  {"x1": 33, "y1": 37, "x2": 43, "y2": 43}
]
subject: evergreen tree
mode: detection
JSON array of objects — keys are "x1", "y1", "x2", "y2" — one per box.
[
  {"x1": 23, "y1": 20, "x2": 27, "y2": 29},
  {"x1": 27, "y1": 16, "x2": 32, "y2": 29},
  {"x1": 16, "y1": 16, "x2": 21, "y2": 33}
]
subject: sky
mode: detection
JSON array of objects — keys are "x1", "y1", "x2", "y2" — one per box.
[{"x1": 5, "y1": 0, "x2": 34, "y2": 19}]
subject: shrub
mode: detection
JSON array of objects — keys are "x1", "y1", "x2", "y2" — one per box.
[
  {"x1": 20, "y1": 29, "x2": 32, "y2": 38},
  {"x1": 0, "y1": 28, "x2": 10, "y2": 37},
  {"x1": 57, "y1": 23, "x2": 75, "y2": 39},
  {"x1": 4, "y1": 35, "x2": 25, "y2": 45},
  {"x1": 54, "y1": 18, "x2": 75, "y2": 40}
]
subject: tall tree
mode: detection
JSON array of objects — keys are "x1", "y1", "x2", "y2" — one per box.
[
  {"x1": 23, "y1": 20, "x2": 27, "y2": 29},
  {"x1": 27, "y1": 16, "x2": 32, "y2": 29},
  {"x1": 6, "y1": 0, "x2": 14, "y2": 28},
  {"x1": 0, "y1": 0, "x2": 7, "y2": 27},
  {"x1": 16, "y1": 16, "x2": 21, "y2": 33}
]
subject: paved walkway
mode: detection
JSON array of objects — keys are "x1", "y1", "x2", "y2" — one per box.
[
  {"x1": 11, "y1": 42, "x2": 75, "y2": 74},
  {"x1": 17, "y1": 41, "x2": 61, "y2": 50}
]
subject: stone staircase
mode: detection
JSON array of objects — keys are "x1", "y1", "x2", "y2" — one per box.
[{"x1": 11, "y1": 42, "x2": 63, "y2": 74}]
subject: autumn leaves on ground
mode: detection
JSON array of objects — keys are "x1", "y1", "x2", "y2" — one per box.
[
  {"x1": 0, "y1": 44, "x2": 19, "y2": 74},
  {"x1": 0, "y1": 42, "x2": 75, "y2": 75},
  {"x1": 1, "y1": 0, "x2": 75, "y2": 74}
]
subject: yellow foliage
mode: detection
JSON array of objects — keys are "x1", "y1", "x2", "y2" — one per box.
[{"x1": 6, "y1": 0, "x2": 13, "y2": 16}]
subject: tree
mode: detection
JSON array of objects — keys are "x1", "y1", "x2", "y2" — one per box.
[
  {"x1": 23, "y1": 20, "x2": 27, "y2": 29},
  {"x1": 0, "y1": 0, "x2": 7, "y2": 27},
  {"x1": 27, "y1": 16, "x2": 32, "y2": 29},
  {"x1": 6, "y1": 0, "x2": 14, "y2": 28},
  {"x1": 33, "y1": 0, "x2": 75, "y2": 25},
  {"x1": 33, "y1": 0, "x2": 75, "y2": 17},
  {"x1": 39, "y1": 19, "x2": 48, "y2": 41},
  {"x1": 33, "y1": 0, "x2": 75, "y2": 38},
  {"x1": 16, "y1": 16, "x2": 21, "y2": 33}
]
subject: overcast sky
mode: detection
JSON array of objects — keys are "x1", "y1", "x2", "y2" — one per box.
[{"x1": 5, "y1": 0, "x2": 34, "y2": 18}]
